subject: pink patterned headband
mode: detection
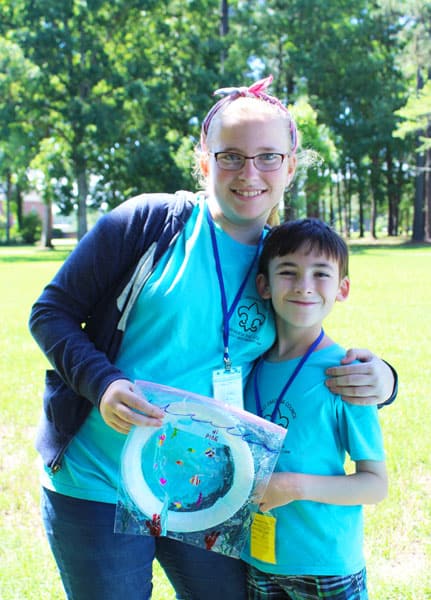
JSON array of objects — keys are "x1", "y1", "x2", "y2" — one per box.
[{"x1": 200, "y1": 74, "x2": 298, "y2": 154}]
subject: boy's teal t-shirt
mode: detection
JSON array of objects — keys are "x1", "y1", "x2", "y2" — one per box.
[
  {"x1": 42, "y1": 199, "x2": 275, "y2": 502},
  {"x1": 242, "y1": 343, "x2": 385, "y2": 577}
]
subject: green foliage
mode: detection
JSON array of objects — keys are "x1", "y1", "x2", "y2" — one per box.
[
  {"x1": 1, "y1": 0, "x2": 429, "y2": 239},
  {"x1": 394, "y1": 81, "x2": 431, "y2": 152},
  {"x1": 0, "y1": 212, "x2": 7, "y2": 242},
  {"x1": 19, "y1": 211, "x2": 42, "y2": 244},
  {"x1": 0, "y1": 36, "x2": 42, "y2": 202},
  {"x1": 230, "y1": 0, "x2": 416, "y2": 234}
]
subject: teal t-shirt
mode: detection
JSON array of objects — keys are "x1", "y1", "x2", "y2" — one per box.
[
  {"x1": 42, "y1": 199, "x2": 275, "y2": 502},
  {"x1": 242, "y1": 343, "x2": 385, "y2": 576}
]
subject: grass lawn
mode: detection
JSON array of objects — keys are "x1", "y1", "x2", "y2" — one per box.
[{"x1": 1, "y1": 239, "x2": 430, "y2": 599}]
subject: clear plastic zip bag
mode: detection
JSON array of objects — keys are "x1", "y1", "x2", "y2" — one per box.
[{"x1": 115, "y1": 380, "x2": 286, "y2": 558}]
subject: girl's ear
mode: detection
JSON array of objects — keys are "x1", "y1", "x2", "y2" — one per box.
[
  {"x1": 256, "y1": 273, "x2": 271, "y2": 299},
  {"x1": 336, "y1": 277, "x2": 350, "y2": 302},
  {"x1": 285, "y1": 154, "x2": 297, "y2": 188},
  {"x1": 199, "y1": 153, "x2": 210, "y2": 178}
]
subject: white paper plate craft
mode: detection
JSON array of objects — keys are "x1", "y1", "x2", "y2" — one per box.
[
  {"x1": 121, "y1": 399, "x2": 255, "y2": 534},
  {"x1": 117, "y1": 381, "x2": 287, "y2": 557}
]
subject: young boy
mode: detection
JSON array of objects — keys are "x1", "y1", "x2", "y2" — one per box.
[{"x1": 243, "y1": 218, "x2": 388, "y2": 600}]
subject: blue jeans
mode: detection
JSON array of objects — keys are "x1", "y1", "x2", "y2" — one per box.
[{"x1": 41, "y1": 488, "x2": 247, "y2": 599}]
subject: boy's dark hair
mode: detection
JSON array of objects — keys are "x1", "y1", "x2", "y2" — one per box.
[{"x1": 259, "y1": 218, "x2": 349, "y2": 279}]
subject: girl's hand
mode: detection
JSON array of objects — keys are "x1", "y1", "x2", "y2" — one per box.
[
  {"x1": 325, "y1": 349, "x2": 395, "y2": 405},
  {"x1": 99, "y1": 379, "x2": 164, "y2": 434}
]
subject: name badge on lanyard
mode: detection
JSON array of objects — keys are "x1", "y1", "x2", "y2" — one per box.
[
  {"x1": 207, "y1": 209, "x2": 264, "y2": 410},
  {"x1": 212, "y1": 366, "x2": 243, "y2": 410}
]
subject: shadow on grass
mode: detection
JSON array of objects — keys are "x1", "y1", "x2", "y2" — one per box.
[
  {"x1": 348, "y1": 240, "x2": 431, "y2": 255},
  {"x1": 0, "y1": 242, "x2": 75, "y2": 263},
  {"x1": 1, "y1": 239, "x2": 429, "y2": 263}
]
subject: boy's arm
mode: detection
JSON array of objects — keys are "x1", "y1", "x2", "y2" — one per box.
[
  {"x1": 259, "y1": 461, "x2": 388, "y2": 512},
  {"x1": 325, "y1": 349, "x2": 397, "y2": 407}
]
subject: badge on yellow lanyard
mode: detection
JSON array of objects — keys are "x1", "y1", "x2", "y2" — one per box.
[{"x1": 250, "y1": 512, "x2": 277, "y2": 563}]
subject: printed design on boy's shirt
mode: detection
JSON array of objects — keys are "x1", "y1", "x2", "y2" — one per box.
[{"x1": 261, "y1": 397, "x2": 297, "y2": 431}]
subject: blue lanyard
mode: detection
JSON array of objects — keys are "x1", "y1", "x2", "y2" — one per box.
[
  {"x1": 254, "y1": 328, "x2": 324, "y2": 421},
  {"x1": 206, "y1": 209, "x2": 264, "y2": 370}
]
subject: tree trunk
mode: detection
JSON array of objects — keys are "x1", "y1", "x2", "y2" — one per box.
[
  {"x1": 425, "y1": 144, "x2": 431, "y2": 242},
  {"x1": 370, "y1": 157, "x2": 378, "y2": 239},
  {"x1": 5, "y1": 170, "x2": 12, "y2": 244},
  {"x1": 337, "y1": 173, "x2": 344, "y2": 231},
  {"x1": 370, "y1": 190, "x2": 377, "y2": 239},
  {"x1": 76, "y1": 167, "x2": 88, "y2": 240},
  {"x1": 41, "y1": 197, "x2": 54, "y2": 248},
  {"x1": 219, "y1": 0, "x2": 228, "y2": 72},
  {"x1": 328, "y1": 173, "x2": 335, "y2": 227},
  {"x1": 15, "y1": 183, "x2": 23, "y2": 230},
  {"x1": 345, "y1": 164, "x2": 353, "y2": 237},
  {"x1": 412, "y1": 69, "x2": 425, "y2": 242},
  {"x1": 358, "y1": 175, "x2": 365, "y2": 238},
  {"x1": 386, "y1": 147, "x2": 397, "y2": 236},
  {"x1": 395, "y1": 161, "x2": 405, "y2": 235},
  {"x1": 412, "y1": 150, "x2": 425, "y2": 242}
]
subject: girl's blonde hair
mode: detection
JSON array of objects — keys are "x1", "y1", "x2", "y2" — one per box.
[{"x1": 200, "y1": 75, "x2": 297, "y2": 153}]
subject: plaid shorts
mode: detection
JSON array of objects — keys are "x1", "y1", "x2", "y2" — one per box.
[{"x1": 246, "y1": 565, "x2": 368, "y2": 600}]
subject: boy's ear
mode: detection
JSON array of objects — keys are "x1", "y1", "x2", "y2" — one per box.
[
  {"x1": 336, "y1": 277, "x2": 350, "y2": 302},
  {"x1": 256, "y1": 273, "x2": 271, "y2": 299}
]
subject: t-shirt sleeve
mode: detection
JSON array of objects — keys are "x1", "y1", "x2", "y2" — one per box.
[{"x1": 336, "y1": 401, "x2": 385, "y2": 462}]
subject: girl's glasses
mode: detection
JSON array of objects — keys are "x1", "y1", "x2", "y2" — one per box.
[{"x1": 212, "y1": 152, "x2": 287, "y2": 172}]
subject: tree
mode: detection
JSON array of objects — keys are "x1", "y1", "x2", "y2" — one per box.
[
  {"x1": 91, "y1": 0, "x2": 226, "y2": 209},
  {"x1": 382, "y1": 0, "x2": 431, "y2": 241},
  {"x1": 395, "y1": 80, "x2": 431, "y2": 241},
  {"x1": 2, "y1": 0, "x2": 428, "y2": 240},
  {"x1": 291, "y1": 2, "x2": 408, "y2": 236},
  {"x1": 6, "y1": 0, "x2": 231, "y2": 237},
  {"x1": 13, "y1": 0, "x2": 163, "y2": 238},
  {"x1": 0, "y1": 36, "x2": 42, "y2": 243},
  {"x1": 230, "y1": 0, "x2": 411, "y2": 236},
  {"x1": 289, "y1": 97, "x2": 338, "y2": 221}
]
